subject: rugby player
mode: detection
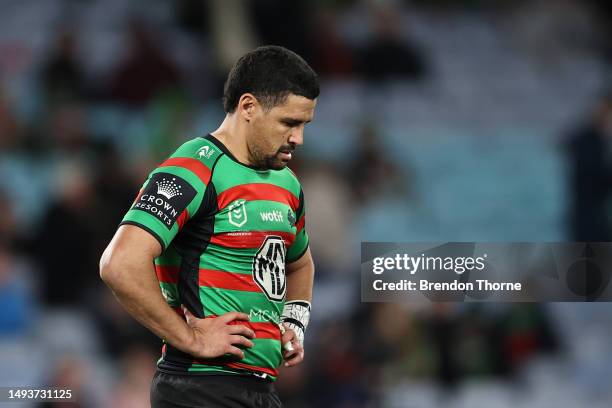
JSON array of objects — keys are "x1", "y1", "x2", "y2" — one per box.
[{"x1": 100, "y1": 45, "x2": 318, "y2": 407}]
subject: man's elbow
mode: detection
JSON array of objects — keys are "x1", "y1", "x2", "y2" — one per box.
[{"x1": 99, "y1": 246, "x2": 123, "y2": 287}]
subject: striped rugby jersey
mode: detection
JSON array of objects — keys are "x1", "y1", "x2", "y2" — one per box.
[{"x1": 120, "y1": 134, "x2": 308, "y2": 380}]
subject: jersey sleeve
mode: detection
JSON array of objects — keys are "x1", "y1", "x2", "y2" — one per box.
[
  {"x1": 120, "y1": 154, "x2": 214, "y2": 250},
  {"x1": 286, "y1": 188, "x2": 309, "y2": 263}
]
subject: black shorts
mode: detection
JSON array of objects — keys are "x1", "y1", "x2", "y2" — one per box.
[{"x1": 150, "y1": 371, "x2": 283, "y2": 408}]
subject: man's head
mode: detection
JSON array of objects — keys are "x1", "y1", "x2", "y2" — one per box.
[{"x1": 223, "y1": 46, "x2": 319, "y2": 170}]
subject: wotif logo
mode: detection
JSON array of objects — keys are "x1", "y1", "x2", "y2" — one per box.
[
  {"x1": 155, "y1": 177, "x2": 183, "y2": 199},
  {"x1": 260, "y1": 210, "x2": 283, "y2": 223}
]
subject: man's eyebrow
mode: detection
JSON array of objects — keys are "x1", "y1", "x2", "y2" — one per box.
[{"x1": 281, "y1": 118, "x2": 310, "y2": 125}]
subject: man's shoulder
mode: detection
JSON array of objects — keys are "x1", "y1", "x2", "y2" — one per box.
[
  {"x1": 169, "y1": 136, "x2": 224, "y2": 169},
  {"x1": 279, "y1": 167, "x2": 303, "y2": 197},
  {"x1": 282, "y1": 166, "x2": 301, "y2": 185}
]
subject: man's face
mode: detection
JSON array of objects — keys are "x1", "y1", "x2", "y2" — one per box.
[{"x1": 247, "y1": 94, "x2": 316, "y2": 170}]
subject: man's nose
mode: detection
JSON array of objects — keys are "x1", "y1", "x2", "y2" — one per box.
[{"x1": 288, "y1": 126, "x2": 304, "y2": 146}]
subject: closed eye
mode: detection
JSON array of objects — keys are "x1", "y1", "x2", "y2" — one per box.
[{"x1": 281, "y1": 119, "x2": 303, "y2": 127}]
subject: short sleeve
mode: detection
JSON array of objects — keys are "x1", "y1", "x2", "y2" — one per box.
[
  {"x1": 286, "y1": 188, "x2": 308, "y2": 262},
  {"x1": 120, "y1": 155, "x2": 213, "y2": 250}
]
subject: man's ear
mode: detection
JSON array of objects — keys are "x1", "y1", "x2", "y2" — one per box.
[{"x1": 237, "y1": 93, "x2": 259, "y2": 122}]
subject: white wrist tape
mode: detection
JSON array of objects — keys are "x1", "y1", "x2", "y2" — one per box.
[{"x1": 281, "y1": 300, "x2": 311, "y2": 346}]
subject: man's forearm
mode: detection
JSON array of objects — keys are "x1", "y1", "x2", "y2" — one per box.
[
  {"x1": 100, "y1": 248, "x2": 194, "y2": 353},
  {"x1": 285, "y1": 272, "x2": 313, "y2": 302},
  {"x1": 285, "y1": 252, "x2": 314, "y2": 302},
  {"x1": 283, "y1": 247, "x2": 314, "y2": 347}
]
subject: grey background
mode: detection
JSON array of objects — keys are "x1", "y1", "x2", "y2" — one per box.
[{"x1": 362, "y1": 242, "x2": 612, "y2": 302}]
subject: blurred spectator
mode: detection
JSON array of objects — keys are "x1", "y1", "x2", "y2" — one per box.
[
  {"x1": 299, "y1": 160, "x2": 354, "y2": 275},
  {"x1": 109, "y1": 18, "x2": 182, "y2": 106},
  {"x1": 33, "y1": 160, "x2": 97, "y2": 306},
  {"x1": 589, "y1": 0, "x2": 612, "y2": 62},
  {"x1": 46, "y1": 103, "x2": 89, "y2": 154},
  {"x1": 0, "y1": 90, "x2": 23, "y2": 151},
  {"x1": 106, "y1": 345, "x2": 156, "y2": 408},
  {"x1": 209, "y1": 0, "x2": 257, "y2": 71},
  {"x1": 40, "y1": 28, "x2": 87, "y2": 104},
  {"x1": 0, "y1": 191, "x2": 18, "y2": 246},
  {"x1": 38, "y1": 356, "x2": 95, "y2": 408},
  {"x1": 427, "y1": 305, "x2": 461, "y2": 391},
  {"x1": 175, "y1": 0, "x2": 209, "y2": 35},
  {"x1": 358, "y1": 6, "x2": 426, "y2": 82},
  {"x1": 310, "y1": 7, "x2": 356, "y2": 77},
  {"x1": 91, "y1": 290, "x2": 160, "y2": 359},
  {"x1": 565, "y1": 93, "x2": 612, "y2": 241},
  {"x1": 507, "y1": 0, "x2": 595, "y2": 66},
  {"x1": 0, "y1": 195, "x2": 36, "y2": 339},
  {"x1": 346, "y1": 123, "x2": 409, "y2": 205},
  {"x1": 499, "y1": 304, "x2": 559, "y2": 372},
  {"x1": 306, "y1": 321, "x2": 371, "y2": 407},
  {"x1": 249, "y1": 0, "x2": 314, "y2": 64},
  {"x1": 275, "y1": 362, "x2": 309, "y2": 408},
  {"x1": 0, "y1": 242, "x2": 36, "y2": 337},
  {"x1": 89, "y1": 141, "x2": 138, "y2": 255}
]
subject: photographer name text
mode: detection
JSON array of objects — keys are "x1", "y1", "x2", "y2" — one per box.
[{"x1": 371, "y1": 254, "x2": 521, "y2": 292}]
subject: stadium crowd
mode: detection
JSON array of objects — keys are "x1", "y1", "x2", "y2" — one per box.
[{"x1": 2, "y1": 1, "x2": 612, "y2": 407}]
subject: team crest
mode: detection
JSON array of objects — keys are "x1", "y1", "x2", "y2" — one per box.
[
  {"x1": 252, "y1": 236, "x2": 286, "y2": 301},
  {"x1": 197, "y1": 145, "x2": 214, "y2": 159},
  {"x1": 228, "y1": 199, "x2": 248, "y2": 227}
]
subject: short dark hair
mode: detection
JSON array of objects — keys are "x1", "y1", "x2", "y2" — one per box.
[{"x1": 223, "y1": 45, "x2": 319, "y2": 113}]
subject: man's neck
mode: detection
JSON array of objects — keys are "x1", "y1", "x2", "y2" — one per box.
[{"x1": 211, "y1": 115, "x2": 252, "y2": 165}]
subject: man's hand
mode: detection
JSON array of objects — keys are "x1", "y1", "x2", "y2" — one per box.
[
  {"x1": 281, "y1": 324, "x2": 304, "y2": 367},
  {"x1": 183, "y1": 308, "x2": 256, "y2": 360}
]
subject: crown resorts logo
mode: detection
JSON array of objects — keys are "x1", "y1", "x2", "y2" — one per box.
[
  {"x1": 155, "y1": 177, "x2": 183, "y2": 200},
  {"x1": 133, "y1": 172, "x2": 196, "y2": 231}
]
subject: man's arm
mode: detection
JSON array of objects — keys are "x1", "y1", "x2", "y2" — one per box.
[
  {"x1": 99, "y1": 225, "x2": 255, "y2": 360},
  {"x1": 281, "y1": 247, "x2": 314, "y2": 367},
  {"x1": 286, "y1": 247, "x2": 314, "y2": 302}
]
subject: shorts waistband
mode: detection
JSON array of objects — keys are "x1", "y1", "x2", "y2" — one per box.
[{"x1": 154, "y1": 370, "x2": 275, "y2": 393}]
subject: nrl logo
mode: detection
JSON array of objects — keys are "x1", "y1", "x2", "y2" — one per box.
[
  {"x1": 197, "y1": 145, "x2": 214, "y2": 159},
  {"x1": 228, "y1": 199, "x2": 248, "y2": 227}
]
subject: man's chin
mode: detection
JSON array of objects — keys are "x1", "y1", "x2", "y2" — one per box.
[
  {"x1": 263, "y1": 157, "x2": 288, "y2": 170},
  {"x1": 270, "y1": 161, "x2": 288, "y2": 170}
]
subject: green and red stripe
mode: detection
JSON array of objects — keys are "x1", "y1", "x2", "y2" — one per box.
[
  {"x1": 204, "y1": 315, "x2": 280, "y2": 341},
  {"x1": 226, "y1": 362, "x2": 278, "y2": 377},
  {"x1": 176, "y1": 209, "x2": 190, "y2": 230},
  {"x1": 217, "y1": 183, "x2": 299, "y2": 210},
  {"x1": 159, "y1": 157, "x2": 212, "y2": 185},
  {"x1": 156, "y1": 265, "x2": 179, "y2": 284},
  {"x1": 199, "y1": 269, "x2": 260, "y2": 292},
  {"x1": 296, "y1": 215, "x2": 305, "y2": 233}
]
